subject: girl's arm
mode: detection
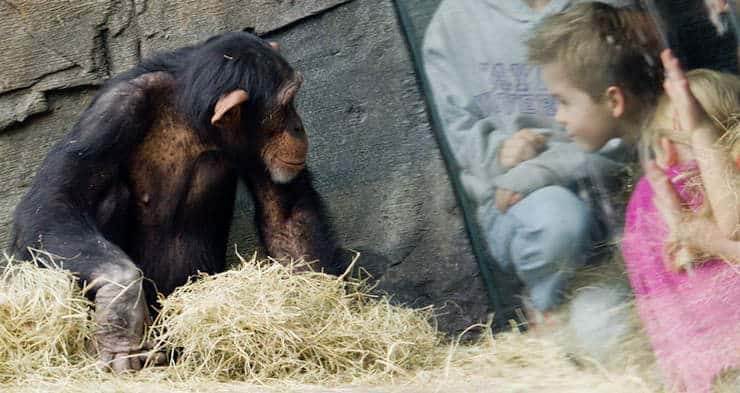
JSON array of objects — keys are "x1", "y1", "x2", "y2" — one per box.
[
  {"x1": 662, "y1": 49, "x2": 740, "y2": 239},
  {"x1": 647, "y1": 161, "x2": 740, "y2": 265}
]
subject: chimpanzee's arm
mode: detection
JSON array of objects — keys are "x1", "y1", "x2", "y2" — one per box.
[
  {"x1": 10, "y1": 72, "x2": 174, "y2": 255},
  {"x1": 47, "y1": 72, "x2": 173, "y2": 184},
  {"x1": 244, "y1": 168, "x2": 341, "y2": 274},
  {"x1": 8, "y1": 72, "x2": 175, "y2": 373}
]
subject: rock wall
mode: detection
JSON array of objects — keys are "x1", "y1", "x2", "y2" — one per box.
[{"x1": 0, "y1": 0, "x2": 492, "y2": 334}]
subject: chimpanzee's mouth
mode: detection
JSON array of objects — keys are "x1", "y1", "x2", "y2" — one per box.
[{"x1": 277, "y1": 158, "x2": 306, "y2": 168}]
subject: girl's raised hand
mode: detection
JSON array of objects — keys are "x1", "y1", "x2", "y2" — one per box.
[{"x1": 661, "y1": 49, "x2": 714, "y2": 135}]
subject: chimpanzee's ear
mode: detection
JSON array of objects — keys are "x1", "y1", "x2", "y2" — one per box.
[
  {"x1": 211, "y1": 89, "x2": 249, "y2": 128},
  {"x1": 268, "y1": 41, "x2": 280, "y2": 51}
]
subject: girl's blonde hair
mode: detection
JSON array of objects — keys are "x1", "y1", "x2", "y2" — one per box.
[{"x1": 646, "y1": 68, "x2": 740, "y2": 159}]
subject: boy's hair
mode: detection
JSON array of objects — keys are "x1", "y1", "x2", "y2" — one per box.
[
  {"x1": 647, "y1": 68, "x2": 740, "y2": 159},
  {"x1": 528, "y1": 2, "x2": 663, "y2": 108}
]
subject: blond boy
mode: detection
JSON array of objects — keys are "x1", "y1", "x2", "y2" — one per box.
[
  {"x1": 423, "y1": 0, "x2": 638, "y2": 316},
  {"x1": 487, "y1": 2, "x2": 663, "y2": 315},
  {"x1": 527, "y1": 2, "x2": 663, "y2": 154}
]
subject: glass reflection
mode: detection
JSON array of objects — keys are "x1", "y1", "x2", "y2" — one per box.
[{"x1": 397, "y1": 0, "x2": 740, "y2": 390}]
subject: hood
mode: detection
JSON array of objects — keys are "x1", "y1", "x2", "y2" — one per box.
[{"x1": 485, "y1": 0, "x2": 571, "y2": 23}]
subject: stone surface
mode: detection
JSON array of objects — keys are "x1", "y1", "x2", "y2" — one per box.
[
  {"x1": 0, "y1": 0, "x2": 492, "y2": 334},
  {"x1": 0, "y1": 0, "x2": 352, "y2": 131}
]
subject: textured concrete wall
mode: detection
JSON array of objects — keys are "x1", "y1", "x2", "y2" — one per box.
[{"x1": 0, "y1": 0, "x2": 491, "y2": 334}]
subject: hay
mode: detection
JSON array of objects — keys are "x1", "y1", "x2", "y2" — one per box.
[
  {"x1": 0, "y1": 251, "x2": 671, "y2": 393},
  {"x1": 0, "y1": 252, "x2": 95, "y2": 383},
  {"x1": 149, "y1": 252, "x2": 443, "y2": 384},
  {"x1": 421, "y1": 327, "x2": 658, "y2": 393}
]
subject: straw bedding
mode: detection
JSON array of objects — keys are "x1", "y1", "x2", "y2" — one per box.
[
  {"x1": 0, "y1": 252, "x2": 94, "y2": 383},
  {"x1": 147, "y1": 253, "x2": 442, "y2": 384},
  {"x1": 0, "y1": 250, "x2": 703, "y2": 393}
]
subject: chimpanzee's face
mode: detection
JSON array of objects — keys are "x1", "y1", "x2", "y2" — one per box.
[
  {"x1": 207, "y1": 39, "x2": 309, "y2": 184},
  {"x1": 256, "y1": 72, "x2": 308, "y2": 184}
]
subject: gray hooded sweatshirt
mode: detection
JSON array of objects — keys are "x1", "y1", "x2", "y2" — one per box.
[{"x1": 422, "y1": 0, "x2": 634, "y2": 220}]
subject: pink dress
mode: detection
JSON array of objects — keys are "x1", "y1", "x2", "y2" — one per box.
[{"x1": 622, "y1": 163, "x2": 740, "y2": 393}]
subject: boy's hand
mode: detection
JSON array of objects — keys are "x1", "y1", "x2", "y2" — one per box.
[
  {"x1": 498, "y1": 128, "x2": 547, "y2": 169},
  {"x1": 495, "y1": 187, "x2": 523, "y2": 213},
  {"x1": 661, "y1": 49, "x2": 716, "y2": 137}
]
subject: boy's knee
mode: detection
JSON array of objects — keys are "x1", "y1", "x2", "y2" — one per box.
[{"x1": 515, "y1": 186, "x2": 595, "y2": 258}]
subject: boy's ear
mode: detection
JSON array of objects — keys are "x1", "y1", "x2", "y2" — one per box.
[
  {"x1": 605, "y1": 86, "x2": 626, "y2": 118},
  {"x1": 657, "y1": 137, "x2": 678, "y2": 168}
]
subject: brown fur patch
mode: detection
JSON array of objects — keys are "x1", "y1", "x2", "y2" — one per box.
[{"x1": 128, "y1": 101, "x2": 215, "y2": 226}]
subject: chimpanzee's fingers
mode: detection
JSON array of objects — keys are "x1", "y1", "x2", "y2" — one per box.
[
  {"x1": 100, "y1": 350, "x2": 114, "y2": 364},
  {"x1": 138, "y1": 340, "x2": 154, "y2": 351},
  {"x1": 134, "y1": 339, "x2": 168, "y2": 367},
  {"x1": 96, "y1": 351, "x2": 115, "y2": 372},
  {"x1": 111, "y1": 354, "x2": 130, "y2": 374},
  {"x1": 130, "y1": 354, "x2": 143, "y2": 371},
  {"x1": 146, "y1": 351, "x2": 168, "y2": 366}
]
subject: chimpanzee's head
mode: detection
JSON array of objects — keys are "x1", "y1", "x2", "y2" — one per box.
[{"x1": 180, "y1": 32, "x2": 308, "y2": 184}]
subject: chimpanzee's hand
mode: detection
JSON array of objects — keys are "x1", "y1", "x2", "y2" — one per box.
[
  {"x1": 94, "y1": 332, "x2": 157, "y2": 373},
  {"x1": 498, "y1": 129, "x2": 548, "y2": 170},
  {"x1": 91, "y1": 276, "x2": 166, "y2": 373}
]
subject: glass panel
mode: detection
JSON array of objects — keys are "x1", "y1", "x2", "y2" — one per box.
[{"x1": 396, "y1": 0, "x2": 740, "y2": 390}]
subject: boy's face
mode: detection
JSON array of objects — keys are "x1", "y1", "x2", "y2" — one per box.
[{"x1": 541, "y1": 62, "x2": 620, "y2": 152}]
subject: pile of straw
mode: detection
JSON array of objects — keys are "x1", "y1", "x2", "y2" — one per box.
[
  {"x1": 423, "y1": 328, "x2": 658, "y2": 393},
  {"x1": 0, "y1": 251, "x2": 679, "y2": 393},
  {"x1": 0, "y1": 254, "x2": 94, "y2": 383},
  {"x1": 149, "y1": 253, "x2": 443, "y2": 384},
  {"x1": 0, "y1": 251, "x2": 443, "y2": 387}
]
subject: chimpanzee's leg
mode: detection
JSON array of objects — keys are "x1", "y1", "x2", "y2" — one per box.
[
  {"x1": 244, "y1": 168, "x2": 341, "y2": 274},
  {"x1": 21, "y1": 231, "x2": 151, "y2": 373},
  {"x1": 84, "y1": 250, "x2": 149, "y2": 372}
]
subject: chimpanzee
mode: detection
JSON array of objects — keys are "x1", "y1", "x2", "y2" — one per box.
[{"x1": 7, "y1": 32, "x2": 341, "y2": 373}]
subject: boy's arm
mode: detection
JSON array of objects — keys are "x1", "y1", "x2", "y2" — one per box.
[{"x1": 492, "y1": 140, "x2": 627, "y2": 196}]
